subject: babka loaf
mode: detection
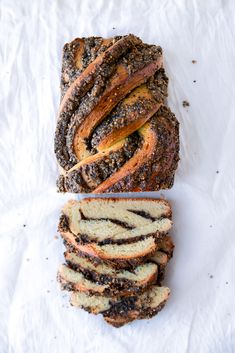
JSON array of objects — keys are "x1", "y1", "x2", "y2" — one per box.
[
  {"x1": 54, "y1": 34, "x2": 179, "y2": 193},
  {"x1": 58, "y1": 198, "x2": 172, "y2": 267},
  {"x1": 70, "y1": 285, "x2": 170, "y2": 327}
]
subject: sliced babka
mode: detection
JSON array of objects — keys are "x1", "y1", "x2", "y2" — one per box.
[{"x1": 58, "y1": 234, "x2": 173, "y2": 297}]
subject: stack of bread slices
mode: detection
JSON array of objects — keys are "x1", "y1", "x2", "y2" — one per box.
[{"x1": 57, "y1": 198, "x2": 174, "y2": 327}]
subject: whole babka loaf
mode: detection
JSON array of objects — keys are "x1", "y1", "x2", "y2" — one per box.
[{"x1": 54, "y1": 34, "x2": 179, "y2": 193}]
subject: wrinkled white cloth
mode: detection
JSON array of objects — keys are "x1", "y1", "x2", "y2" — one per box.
[{"x1": 0, "y1": 0, "x2": 235, "y2": 352}]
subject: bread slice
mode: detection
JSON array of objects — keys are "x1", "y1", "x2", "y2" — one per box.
[
  {"x1": 70, "y1": 285, "x2": 170, "y2": 327},
  {"x1": 61, "y1": 225, "x2": 157, "y2": 261},
  {"x1": 61, "y1": 198, "x2": 172, "y2": 244},
  {"x1": 64, "y1": 239, "x2": 158, "y2": 269},
  {"x1": 64, "y1": 252, "x2": 158, "y2": 286},
  {"x1": 59, "y1": 255, "x2": 158, "y2": 296},
  {"x1": 61, "y1": 235, "x2": 174, "y2": 271}
]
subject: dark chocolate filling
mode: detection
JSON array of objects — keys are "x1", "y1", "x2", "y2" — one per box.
[
  {"x1": 74, "y1": 231, "x2": 164, "y2": 246},
  {"x1": 80, "y1": 211, "x2": 133, "y2": 230},
  {"x1": 127, "y1": 209, "x2": 156, "y2": 222},
  {"x1": 104, "y1": 296, "x2": 138, "y2": 317}
]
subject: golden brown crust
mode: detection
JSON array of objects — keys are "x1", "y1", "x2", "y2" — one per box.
[
  {"x1": 94, "y1": 107, "x2": 179, "y2": 193},
  {"x1": 73, "y1": 196, "x2": 172, "y2": 210},
  {"x1": 92, "y1": 69, "x2": 168, "y2": 151},
  {"x1": 73, "y1": 59, "x2": 163, "y2": 162},
  {"x1": 93, "y1": 121, "x2": 156, "y2": 193},
  {"x1": 59, "y1": 35, "x2": 141, "y2": 115}
]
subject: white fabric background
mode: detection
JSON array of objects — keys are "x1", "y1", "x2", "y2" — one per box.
[{"x1": 0, "y1": 0, "x2": 235, "y2": 352}]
